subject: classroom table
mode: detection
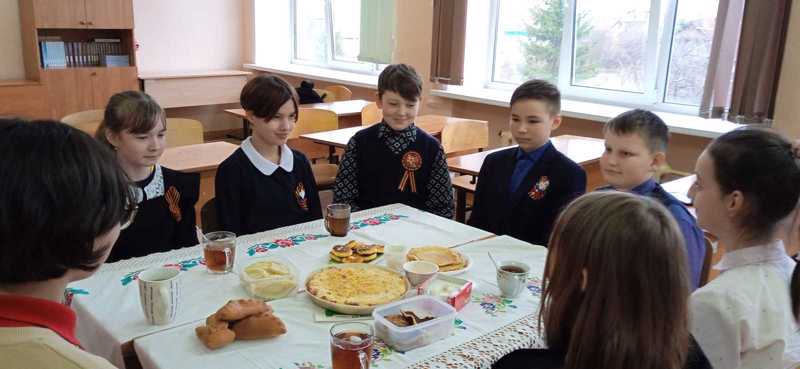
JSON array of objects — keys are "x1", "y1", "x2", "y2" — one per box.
[
  {"x1": 67, "y1": 204, "x2": 548, "y2": 369},
  {"x1": 299, "y1": 114, "x2": 451, "y2": 163},
  {"x1": 446, "y1": 135, "x2": 606, "y2": 222},
  {"x1": 159, "y1": 141, "x2": 239, "y2": 226},
  {"x1": 224, "y1": 99, "x2": 371, "y2": 139}
]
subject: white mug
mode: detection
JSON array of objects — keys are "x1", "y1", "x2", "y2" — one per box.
[{"x1": 138, "y1": 267, "x2": 180, "y2": 325}]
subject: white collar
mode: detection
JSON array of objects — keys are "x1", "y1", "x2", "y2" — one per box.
[
  {"x1": 241, "y1": 137, "x2": 294, "y2": 175},
  {"x1": 132, "y1": 165, "x2": 164, "y2": 203},
  {"x1": 714, "y1": 239, "x2": 789, "y2": 272}
]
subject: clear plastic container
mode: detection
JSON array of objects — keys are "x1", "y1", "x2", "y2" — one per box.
[
  {"x1": 372, "y1": 295, "x2": 456, "y2": 352},
  {"x1": 237, "y1": 255, "x2": 299, "y2": 301}
]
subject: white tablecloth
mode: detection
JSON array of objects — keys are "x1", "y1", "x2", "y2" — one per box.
[
  {"x1": 69, "y1": 204, "x2": 495, "y2": 368},
  {"x1": 132, "y1": 235, "x2": 547, "y2": 369}
]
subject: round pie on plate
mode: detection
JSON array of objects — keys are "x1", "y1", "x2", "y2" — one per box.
[{"x1": 306, "y1": 264, "x2": 407, "y2": 314}]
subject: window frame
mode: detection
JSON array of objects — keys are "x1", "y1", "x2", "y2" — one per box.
[
  {"x1": 484, "y1": 0, "x2": 711, "y2": 115},
  {"x1": 289, "y1": 0, "x2": 381, "y2": 75}
]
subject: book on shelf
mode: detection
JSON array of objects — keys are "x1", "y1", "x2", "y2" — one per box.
[{"x1": 40, "y1": 38, "x2": 129, "y2": 68}]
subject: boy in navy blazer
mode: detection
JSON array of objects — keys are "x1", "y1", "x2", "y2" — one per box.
[{"x1": 468, "y1": 80, "x2": 586, "y2": 246}]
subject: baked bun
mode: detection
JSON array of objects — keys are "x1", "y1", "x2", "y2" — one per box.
[
  {"x1": 231, "y1": 311, "x2": 287, "y2": 339},
  {"x1": 331, "y1": 245, "x2": 353, "y2": 258}
]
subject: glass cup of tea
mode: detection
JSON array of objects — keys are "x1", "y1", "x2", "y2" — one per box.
[
  {"x1": 330, "y1": 321, "x2": 374, "y2": 369},
  {"x1": 203, "y1": 231, "x2": 236, "y2": 274},
  {"x1": 325, "y1": 203, "x2": 351, "y2": 237},
  {"x1": 496, "y1": 261, "x2": 530, "y2": 298}
]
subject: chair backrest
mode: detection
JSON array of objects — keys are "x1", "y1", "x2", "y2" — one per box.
[
  {"x1": 291, "y1": 108, "x2": 339, "y2": 139},
  {"x1": 698, "y1": 232, "x2": 716, "y2": 287},
  {"x1": 62, "y1": 109, "x2": 104, "y2": 135},
  {"x1": 326, "y1": 85, "x2": 353, "y2": 101},
  {"x1": 441, "y1": 119, "x2": 490, "y2": 156},
  {"x1": 361, "y1": 102, "x2": 383, "y2": 126},
  {"x1": 200, "y1": 197, "x2": 219, "y2": 233},
  {"x1": 314, "y1": 88, "x2": 334, "y2": 103},
  {"x1": 656, "y1": 164, "x2": 691, "y2": 183},
  {"x1": 166, "y1": 118, "x2": 204, "y2": 148}
]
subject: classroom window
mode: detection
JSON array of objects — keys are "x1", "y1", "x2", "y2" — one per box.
[
  {"x1": 483, "y1": 0, "x2": 719, "y2": 113},
  {"x1": 291, "y1": 0, "x2": 379, "y2": 73}
]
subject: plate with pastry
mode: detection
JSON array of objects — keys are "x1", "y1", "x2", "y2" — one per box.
[
  {"x1": 406, "y1": 246, "x2": 471, "y2": 275},
  {"x1": 305, "y1": 263, "x2": 408, "y2": 315},
  {"x1": 329, "y1": 240, "x2": 385, "y2": 264}
]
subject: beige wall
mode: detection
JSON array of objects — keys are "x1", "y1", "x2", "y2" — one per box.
[
  {"x1": 0, "y1": 0, "x2": 26, "y2": 81},
  {"x1": 774, "y1": 0, "x2": 800, "y2": 139}
]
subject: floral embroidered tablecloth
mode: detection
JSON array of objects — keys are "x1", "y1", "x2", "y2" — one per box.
[
  {"x1": 69, "y1": 204, "x2": 494, "y2": 368},
  {"x1": 132, "y1": 235, "x2": 547, "y2": 369}
]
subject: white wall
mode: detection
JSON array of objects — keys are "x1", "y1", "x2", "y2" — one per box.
[
  {"x1": 133, "y1": 0, "x2": 244, "y2": 73},
  {"x1": 0, "y1": 0, "x2": 26, "y2": 80}
]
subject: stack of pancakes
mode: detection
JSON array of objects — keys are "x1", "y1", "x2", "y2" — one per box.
[
  {"x1": 329, "y1": 240, "x2": 385, "y2": 263},
  {"x1": 406, "y1": 246, "x2": 466, "y2": 272}
]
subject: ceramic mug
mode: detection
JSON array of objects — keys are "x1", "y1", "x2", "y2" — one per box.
[{"x1": 138, "y1": 267, "x2": 180, "y2": 325}]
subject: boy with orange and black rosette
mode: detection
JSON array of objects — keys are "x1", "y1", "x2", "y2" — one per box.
[{"x1": 333, "y1": 64, "x2": 453, "y2": 218}]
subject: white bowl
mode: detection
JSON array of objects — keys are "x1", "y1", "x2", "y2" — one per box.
[{"x1": 403, "y1": 260, "x2": 439, "y2": 286}]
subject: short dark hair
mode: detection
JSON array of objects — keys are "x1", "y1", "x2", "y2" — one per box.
[
  {"x1": 96, "y1": 90, "x2": 166, "y2": 150},
  {"x1": 240, "y1": 74, "x2": 299, "y2": 120},
  {"x1": 0, "y1": 119, "x2": 134, "y2": 283},
  {"x1": 510, "y1": 79, "x2": 561, "y2": 115},
  {"x1": 378, "y1": 64, "x2": 422, "y2": 101},
  {"x1": 707, "y1": 126, "x2": 800, "y2": 240},
  {"x1": 604, "y1": 109, "x2": 669, "y2": 153}
]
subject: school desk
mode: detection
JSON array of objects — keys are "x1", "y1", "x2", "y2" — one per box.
[
  {"x1": 159, "y1": 141, "x2": 239, "y2": 226},
  {"x1": 224, "y1": 99, "x2": 371, "y2": 139},
  {"x1": 446, "y1": 135, "x2": 606, "y2": 222},
  {"x1": 299, "y1": 114, "x2": 451, "y2": 163},
  {"x1": 67, "y1": 203, "x2": 553, "y2": 369}
]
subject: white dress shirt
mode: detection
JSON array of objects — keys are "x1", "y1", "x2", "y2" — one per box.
[{"x1": 690, "y1": 239, "x2": 800, "y2": 369}]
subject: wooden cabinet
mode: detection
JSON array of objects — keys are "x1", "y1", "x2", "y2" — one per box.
[
  {"x1": 44, "y1": 67, "x2": 137, "y2": 119},
  {"x1": 32, "y1": 0, "x2": 133, "y2": 29}
]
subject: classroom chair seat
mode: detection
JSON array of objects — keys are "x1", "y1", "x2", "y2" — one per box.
[
  {"x1": 312, "y1": 163, "x2": 339, "y2": 190},
  {"x1": 361, "y1": 102, "x2": 383, "y2": 126}
]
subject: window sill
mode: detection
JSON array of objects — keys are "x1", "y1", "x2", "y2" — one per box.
[
  {"x1": 243, "y1": 63, "x2": 378, "y2": 90},
  {"x1": 431, "y1": 85, "x2": 742, "y2": 139}
]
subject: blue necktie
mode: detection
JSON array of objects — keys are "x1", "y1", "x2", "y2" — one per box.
[{"x1": 509, "y1": 156, "x2": 533, "y2": 194}]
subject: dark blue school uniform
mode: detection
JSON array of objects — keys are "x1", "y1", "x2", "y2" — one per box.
[
  {"x1": 215, "y1": 139, "x2": 322, "y2": 236},
  {"x1": 333, "y1": 122, "x2": 454, "y2": 218},
  {"x1": 599, "y1": 179, "x2": 706, "y2": 290},
  {"x1": 468, "y1": 142, "x2": 586, "y2": 246},
  {"x1": 108, "y1": 165, "x2": 199, "y2": 262}
]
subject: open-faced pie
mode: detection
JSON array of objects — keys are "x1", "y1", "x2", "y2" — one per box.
[{"x1": 306, "y1": 265, "x2": 407, "y2": 307}]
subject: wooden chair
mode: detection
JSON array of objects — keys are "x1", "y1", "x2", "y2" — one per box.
[
  {"x1": 166, "y1": 118, "x2": 204, "y2": 148},
  {"x1": 61, "y1": 109, "x2": 104, "y2": 135},
  {"x1": 361, "y1": 102, "x2": 383, "y2": 126},
  {"x1": 656, "y1": 164, "x2": 691, "y2": 183},
  {"x1": 200, "y1": 197, "x2": 219, "y2": 233},
  {"x1": 325, "y1": 85, "x2": 353, "y2": 101},
  {"x1": 452, "y1": 174, "x2": 478, "y2": 223},
  {"x1": 441, "y1": 119, "x2": 490, "y2": 157},
  {"x1": 292, "y1": 108, "x2": 340, "y2": 190}
]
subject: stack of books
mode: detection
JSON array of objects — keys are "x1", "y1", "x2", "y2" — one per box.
[{"x1": 39, "y1": 38, "x2": 130, "y2": 68}]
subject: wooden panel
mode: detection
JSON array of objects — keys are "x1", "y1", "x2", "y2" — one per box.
[
  {"x1": 18, "y1": 0, "x2": 40, "y2": 81},
  {"x1": 0, "y1": 83, "x2": 49, "y2": 119},
  {"x1": 32, "y1": 0, "x2": 86, "y2": 28},
  {"x1": 143, "y1": 74, "x2": 249, "y2": 108},
  {"x1": 43, "y1": 68, "x2": 94, "y2": 119},
  {"x1": 84, "y1": 0, "x2": 133, "y2": 29},
  {"x1": 90, "y1": 67, "x2": 138, "y2": 108}
]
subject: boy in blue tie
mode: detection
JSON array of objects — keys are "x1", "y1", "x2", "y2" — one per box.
[
  {"x1": 469, "y1": 80, "x2": 586, "y2": 245},
  {"x1": 599, "y1": 109, "x2": 705, "y2": 289}
]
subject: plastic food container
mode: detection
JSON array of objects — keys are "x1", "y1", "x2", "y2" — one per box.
[
  {"x1": 237, "y1": 255, "x2": 299, "y2": 301},
  {"x1": 372, "y1": 295, "x2": 456, "y2": 352},
  {"x1": 425, "y1": 275, "x2": 473, "y2": 311}
]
